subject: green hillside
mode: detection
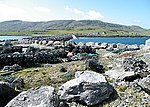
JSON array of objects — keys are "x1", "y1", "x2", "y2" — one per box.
[{"x1": 0, "y1": 20, "x2": 149, "y2": 36}]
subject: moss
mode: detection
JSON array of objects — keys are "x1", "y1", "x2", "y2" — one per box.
[
  {"x1": 117, "y1": 85, "x2": 127, "y2": 92},
  {"x1": 119, "y1": 92, "x2": 125, "y2": 97}
]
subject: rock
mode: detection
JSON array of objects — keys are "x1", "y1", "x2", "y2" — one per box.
[
  {"x1": 6, "y1": 86, "x2": 59, "y2": 107},
  {"x1": 3, "y1": 64, "x2": 22, "y2": 72},
  {"x1": 95, "y1": 42, "x2": 101, "y2": 46},
  {"x1": 86, "y1": 42, "x2": 94, "y2": 46},
  {"x1": 142, "y1": 53, "x2": 150, "y2": 67},
  {"x1": 117, "y1": 43, "x2": 127, "y2": 49},
  {"x1": 85, "y1": 59, "x2": 104, "y2": 72},
  {"x1": 59, "y1": 101, "x2": 69, "y2": 107},
  {"x1": 123, "y1": 58, "x2": 148, "y2": 73},
  {"x1": 100, "y1": 43, "x2": 108, "y2": 49},
  {"x1": 137, "y1": 75, "x2": 150, "y2": 94},
  {"x1": 3, "y1": 66, "x2": 12, "y2": 72},
  {"x1": 58, "y1": 71, "x2": 114, "y2": 106},
  {"x1": 145, "y1": 39, "x2": 150, "y2": 46},
  {"x1": 12, "y1": 77, "x2": 24, "y2": 90},
  {"x1": 11, "y1": 64, "x2": 22, "y2": 71},
  {"x1": 105, "y1": 67, "x2": 135, "y2": 80},
  {"x1": 0, "y1": 76, "x2": 15, "y2": 83},
  {"x1": 46, "y1": 41, "x2": 53, "y2": 46},
  {"x1": 77, "y1": 42, "x2": 85, "y2": 46},
  {"x1": 41, "y1": 40, "x2": 47, "y2": 45},
  {"x1": 60, "y1": 66, "x2": 67, "y2": 72},
  {"x1": 106, "y1": 58, "x2": 149, "y2": 81},
  {"x1": 103, "y1": 52, "x2": 116, "y2": 58},
  {"x1": 0, "y1": 82, "x2": 19, "y2": 107},
  {"x1": 53, "y1": 41, "x2": 61, "y2": 45},
  {"x1": 3, "y1": 40, "x2": 12, "y2": 47},
  {"x1": 127, "y1": 44, "x2": 139, "y2": 50},
  {"x1": 106, "y1": 47, "x2": 114, "y2": 51},
  {"x1": 75, "y1": 71, "x2": 107, "y2": 82},
  {"x1": 113, "y1": 58, "x2": 124, "y2": 67},
  {"x1": 112, "y1": 43, "x2": 117, "y2": 48}
]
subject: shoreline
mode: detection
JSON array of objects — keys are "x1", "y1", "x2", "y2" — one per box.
[{"x1": 0, "y1": 34, "x2": 150, "y2": 38}]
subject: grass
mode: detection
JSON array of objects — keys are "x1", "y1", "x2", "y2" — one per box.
[
  {"x1": 11, "y1": 61, "x2": 86, "y2": 91},
  {"x1": 0, "y1": 26, "x2": 149, "y2": 36}
]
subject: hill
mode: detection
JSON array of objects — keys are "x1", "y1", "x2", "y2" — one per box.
[{"x1": 0, "y1": 20, "x2": 149, "y2": 36}]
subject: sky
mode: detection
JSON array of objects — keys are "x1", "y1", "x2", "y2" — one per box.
[{"x1": 0, "y1": 0, "x2": 150, "y2": 28}]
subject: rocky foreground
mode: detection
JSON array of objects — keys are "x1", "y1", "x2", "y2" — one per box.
[{"x1": 0, "y1": 38, "x2": 150, "y2": 107}]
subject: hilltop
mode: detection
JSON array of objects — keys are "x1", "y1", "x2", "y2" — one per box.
[{"x1": 0, "y1": 20, "x2": 149, "y2": 36}]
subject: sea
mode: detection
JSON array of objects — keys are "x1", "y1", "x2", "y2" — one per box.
[
  {"x1": 71, "y1": 37, "x2": 150, "y2": 45},
  {"x1": 0, "y1": 36, "x2": 29, "y2": 41},
  {"x1": 0, "y1": 36, "x2": 149, "y2": 45}
]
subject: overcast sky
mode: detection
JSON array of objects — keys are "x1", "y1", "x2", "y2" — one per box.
[{"x1": 0, "y1": 0, "x2": 150, "y2": 28}]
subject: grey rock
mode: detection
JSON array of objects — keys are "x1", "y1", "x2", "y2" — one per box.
[
  {"x1": 138, "y1": 75, "x2": 150, "y2": 94},
  {"x1": 86, "y1": 42, "x2": 94, "y2": 46},
  {"x1": 12, "y1": 77, "x2": 24, "y2": 90},
  {"x1": 6, "y1": 86, "x2": 59, "y2": 107},
  {"x1": 59, "y1": 101, "x2": 69, "y2": 107},
  {"x1": 106, "y1": 47, "x2": 114, "y2": 51},
  {"x1": 11, "y1": 64, "x2": 22, "y2": 71},
  {"x1": 100, "y1": 43, "x2": 108, "y2": 49},
  {"x1": 3, "y1": 64, "x2": 22, "y2": 72},
  {"x1": 0, "y1": 82, "x2": 19, "y2": 107},
  {"x1": 106, "y1": 57, "x2": 149, "y2": 81},
  {"x1": 58, "y1": 71, "x2": 114, "y2": 106},
  {"x1": 123, "y1": 58, "x2": 148, "y2": 73},
  {"x1": 3, "y1": 40, "x2": 12, "y2": 47},
  {"x1": 117, "y1": 43, "x2": 127, "y2": 49},
  {"x1": 46, "y1": 41, "x2": 53, "y2": 46},
  {"x1": 145, "y1": 39, "x2": 150, "y2": 46},
  {"x1": 75, "y1": 71, "x2": 107, "y2": 83},
  {"x1": 127, "y1": 44, "x2": 139, "y2": 50},
  {"x1": 105, "y1": 67, "x2": 135, "y2": 80}
]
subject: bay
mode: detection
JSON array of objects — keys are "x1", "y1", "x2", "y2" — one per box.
[
  {"x1": 71, "y1": 37, "x2": 150, "y2": 45},
  {"x1": 0, "y1": 36, "x2": 29, "y2": 41}
]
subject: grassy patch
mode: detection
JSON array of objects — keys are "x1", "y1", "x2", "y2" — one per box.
[
  {"x1": 1, "y1": 26, "x2": 149, "y2": 36},
  {"x1": 11, "y1": 61, "x2": 85, "y2": 90}
]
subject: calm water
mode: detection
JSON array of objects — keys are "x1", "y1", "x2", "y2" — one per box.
[
  {"x1": 0, "y1": 36, "x2": 29, "y2": 41},
  {"x1": 0, "y1": 36, "x2": 149, "y2": 45},
  {"x1": 71, "y1": 37, "x2": 150, "y2": 45}
]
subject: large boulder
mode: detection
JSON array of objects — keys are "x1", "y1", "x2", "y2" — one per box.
[
  {"x1": 105, "y1": 58, "x2": 149, "y2": 81},
  {"x1": 0, "y1": 82, "x2": 19, "y2": 107},
  {"x1": 123, "y1": 58, "x2": 148, "y2": 75},
  {"x1": 137, "y1": 75, "x2": 150, "y2": 94},
  {"x1": 58, "y1": 71, "x2": 114, "y2": 106},
  {"x1": 105, "y1": 67, "x2": 135, "y2": 80},
  {"x1": 86, "y1": 59, "x2": 104, "y2": 72},
  {"x1": 5, "y1": 86, "x2": 59, "y2": 107}
]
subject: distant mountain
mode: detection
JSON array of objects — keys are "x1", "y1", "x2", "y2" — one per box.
[{"x1": 0, "y1": 20, "x2": 144, "y2": 32}]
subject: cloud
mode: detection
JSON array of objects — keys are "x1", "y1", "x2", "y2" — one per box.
[
  {"x1": 88, "y1": 10, "x2": 104, "y2": 19},
  {"x1": 0, "y1": 4, "x2": 27, "y2": 21},
  {"x1": 65, "y1": 6, "x2": 84, "y2": 15},
  {"x1": 65, "y1": 6, "x2": 104, "y2": 20},
  {"x1": 34, "y1": 7, "x2": 51, "y2": 13}
]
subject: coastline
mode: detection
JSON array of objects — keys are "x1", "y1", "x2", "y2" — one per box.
[{"x1": 0, "y1": 34, "x2": 149, "y2": 38}]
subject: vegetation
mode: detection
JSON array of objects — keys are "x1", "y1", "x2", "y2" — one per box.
[
  {"x1": 11, "y1": 61, "x2": 85, "y2": 90},
  {"x1": 0, "y1": 20, "x2": 149, "y2": 36}
]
